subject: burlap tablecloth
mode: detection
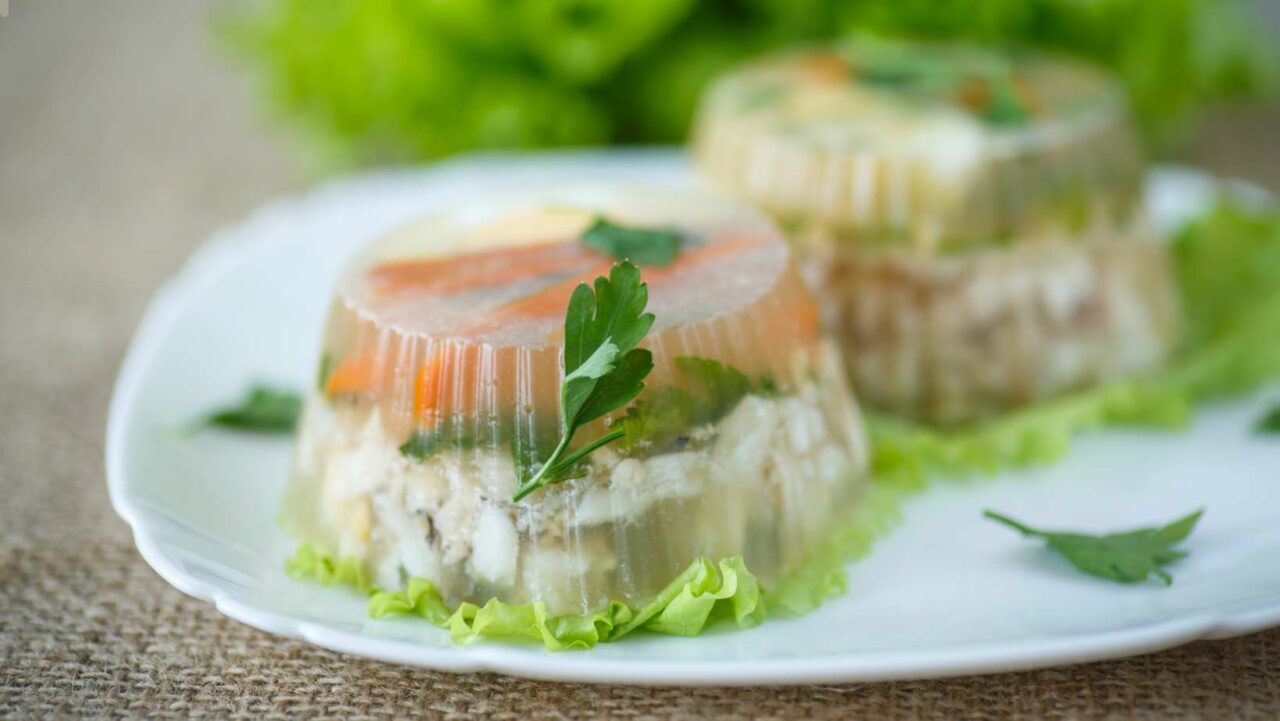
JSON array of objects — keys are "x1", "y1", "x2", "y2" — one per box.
[{"x1": 3, "y1": 1, "x2": 1279, "y2": 717}]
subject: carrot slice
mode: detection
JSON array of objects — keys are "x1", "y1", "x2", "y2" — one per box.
[
  {"x1": 325, "y1": 351, "x2": 382, "y2": 396},
  {"x1": 413, "y1": 346, "x2": 448, "y2": 422},
  {"x1": 493, "y1": 275, "x2": 603, "y2": 319},
  {"x1": 795, "y1": 299, "x2": 820, "y2": 337},
  {"x1": 456, "y1": 262, "x2": 616, "y2": 336},
  {"x1": 460, "y1": 233, "x2": 767, "y2": 336},
  {"x1": 370, "y1": 240, "x2": 596, "y2": 296},
  {"x1": 428, "y1": 256, "x2": 598, "y2": 295},
  {"x1": 327, "y1": 344, "x2": 471, "y2": 423},
  {"x1": 524, "y1": 233, "x2": 762, "y2": 315}
]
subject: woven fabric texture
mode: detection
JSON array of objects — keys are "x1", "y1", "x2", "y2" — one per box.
[{"x1": 3, "y1": 1, "x2": 1280, "y2": 718}]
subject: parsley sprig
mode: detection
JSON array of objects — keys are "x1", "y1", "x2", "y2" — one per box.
[
  {"x1": 984, "y1": 509, "x2": 1203, "y2": 585},
  {"x1": 512, "y1": 261, "x2": 655, "y2": 502},
  {"x1": 581, "y1": 217, "x2": 682, "y2": 266}
]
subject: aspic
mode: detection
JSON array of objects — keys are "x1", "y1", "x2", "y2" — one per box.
[
  {"x1": 694, "y1": 39, "x2": 1178, "y2": 424},
  {"x1": 284, "y1": 188, "x2": 872, "y2": 616}
]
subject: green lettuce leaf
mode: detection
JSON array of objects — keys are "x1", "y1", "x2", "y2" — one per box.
[
  {"x1": 366, "y1": 573, "x2": 631, "y2": 650},
  {"x1": 448, "y1": 599, "x2": 633, "y2": 650},
  {"x1": 284, "y1": 543, "x2": 372, "y2": 592},
  {"x1": 355, "y1": 554, "x2": 763, "y2": 650},
  {"x1": 619, "y1": 556, "x2": 766, "y2": 637},
  {"x1": 1175, "y1": 201, "x2": 1280, "y2": 346},
  {"x1": 221, "y1": 0, "x2": 1277, "y2": 162},
  {"x1": 867, "y1": 381, "x2": 1193, "y2": 489},
  {"x1": 367, "y1": 578, "x2": 452, "y2": 625}
]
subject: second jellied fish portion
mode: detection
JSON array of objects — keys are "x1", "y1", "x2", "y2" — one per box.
[{"x1": 693, "y1": 39, "x2": 1179, "y2": 425}]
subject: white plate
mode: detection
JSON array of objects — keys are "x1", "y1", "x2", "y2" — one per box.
[{"x1": 107, "y1": 149, "x2": 1280, "y2": 686}]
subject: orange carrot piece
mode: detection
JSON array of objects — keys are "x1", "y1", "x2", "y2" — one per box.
[
  {"x1": 795, "y1": 300, "x2": 820, "y2": 337},
  {"x1": 325, "y1": 351, "x2": 382, "y2": 396},
  {"x1": 492, "y1": 264, "x2": 614, "y2": 316},
  {"x1": 456, "y1": 262, "x2": 615, "y2": 336},
  {"x1": 413, "y1": 346, "x2": 448, "y2": 422},
  {"x1": 428, "y1": 256, "x2": 598, "y2": 295},
  {"x1": 460, "y1": 233, "x2": 767, "y2": 335},
  {"x1": 370, "y1": 240, "x2": 596, "y2": 296}
]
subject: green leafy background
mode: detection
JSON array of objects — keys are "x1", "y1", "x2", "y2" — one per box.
[{"x1": 218, "y1": 0, "x2": 1276, "y2": 167}]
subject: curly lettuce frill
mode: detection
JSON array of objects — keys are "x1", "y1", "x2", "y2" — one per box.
[
  {"x1": 284, "y1": 543, "x2": 372, "y2": 591},
  {"x1": 287, "y1": 547, "x2": 763, "y2": 650}
]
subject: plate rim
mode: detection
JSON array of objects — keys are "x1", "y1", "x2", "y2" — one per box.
[{"x1": 105, "y1": 149, "x2": 1280, "y2": 686}]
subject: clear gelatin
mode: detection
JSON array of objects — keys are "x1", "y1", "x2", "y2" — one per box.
[
  {"x1": 692, "y1": 39, "x2": 1177, "y2": 423},
  {"x1": 806, "y1": 223, "x2": 1180, "y2": 425},
  {"x1": 285, "y1": 188, "x2": 871, "y2": 615},
  {"x1": 692, "y1": 39, "x2": 1143, "y2": 250}
]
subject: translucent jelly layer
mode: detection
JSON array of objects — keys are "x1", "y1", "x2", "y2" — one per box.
[
  {"x1": 284, "y1": 189, "x2": 871, "y2": 614},
  {"x1": 804, "y1": 226, "x2": 1180, "y2": 425},
  {"x1": 692, "y1": 41, "x2": 1142, "y2": 250}
]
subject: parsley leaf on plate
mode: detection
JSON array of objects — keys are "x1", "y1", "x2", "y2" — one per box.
[
  {"x1": 1255, "y1": 405, "x2": 1280, "y2": 433},
  {"x1": 984, "y1": 509, "x2": 1203, "y2": 586},
  {"x1": 200, "y1": 385, "x2": 301, "y2": 434},
  {"x1": 512, "y1": 261, "x2": 654, "y2": 501},
  {"x1": 581, "y1": 217, "x2": 682, "y2": 267}
]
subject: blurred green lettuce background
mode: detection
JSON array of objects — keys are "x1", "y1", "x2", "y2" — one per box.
[{"x1": 219, "y1": 0, "x2": 1276, "y2": 167}]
